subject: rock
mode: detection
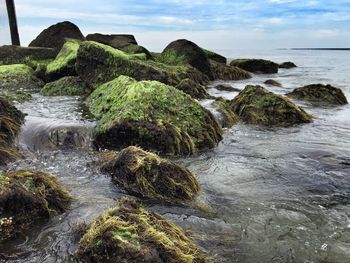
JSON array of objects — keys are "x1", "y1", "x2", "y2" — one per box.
[
  {"x1": 175, "y1": 78, "x2": 209, "y2": 99},
  {"x1": 160, "y1": 39, "x2": 212, "y2": 78},
  {"x1": 0, "y1": 97, "x2": 25, "y2": 166},
  {"x1": 214, "y1": 84, "x2": 241, "y2": 92},
  {"x1": 264, "y1": 79, "x2": 282, "y2": 87},
  {"x1": 76, "y1": 41, "x2": 208, "y2": 87},
  {"x1": 100, "y1": 146, "x2": 200, "y2": 203},
  {"x1": 0, "y1": 90, "x2": 32, "y2": 103},
  {"x1": 230, "y1": 85, "x2": 313, "y2": 127},
  {"x1": 212, "y1": 97, "x2": 239, "y2": 128},
  {"x1": 279, "y1": 61, "x2": 297, "y2": 69},
  {"x1": 230, "y1": 59, "x2": 279, "y2": 74},
  {"x1": 86, "y1": 33, "x2": 152, "y2": 59},
  {"x1": 286, "y1": 84, "x2": 348, "y2": 105},
  {"x1": 0, "y1": 170, "x2": 72, "y2": 240},
  {"x1": 45, "y1": 39, "x2": 81, "y2": 81},
  {"x1": 41, "y1": 76, "x2": 90, "y2": 96},
  {"x1": 203, "y1": 49, "x2": 227, "y2": 64},
  {"x1": 86, "y1": 75, "x2": 223, "y2": 155},
  {"x1": 209, "y1": 60, "x2": 251, "y2": 81},
  {"x1": 29, "y1": 21, "x2": 85, "y2": 51},
  {"x1": 76, "y1": 197, "x2": 208, "y2": 263},
  {"x1": 0, "y1": 45, "x2": 56, "y2": 67},
  {"x1": 0, "y1": 64, "x2": 44, "y2": 91}
]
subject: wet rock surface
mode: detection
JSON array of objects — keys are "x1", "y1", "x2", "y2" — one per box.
[{"x1": 230, "y1": 59, "x2": 279, "y2": 74}]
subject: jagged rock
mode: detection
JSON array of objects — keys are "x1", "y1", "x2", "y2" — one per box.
[
  {"x1": 76, "y1": 197, "x2": 208, "y2": 263},
  {"x1": 230, "y1": 85, "x2": 313, "y2": 126},
  {"x1": 279, "y1": 61, "x2": 297, "y2": 69},
  {"x1": 209, "y1": 60, "x2": 251, "y2": 81},
  {"x1": 230, "y1": 59, "x2": 279, "y2": 74},
  {"x1": 29, "y1": 21, "x2": 85, "y2": 51},
  {"x1": 175, "y1": 78, "x2": 210, "y2": 99},
  {"x1": 86, "y1": 75, "x2": 223, "y2": 155},
  {"x1": 287, "y1": 84, "x2": 348, "y2": 105},
  {"x1": 100, "y1": 146, "x2": 200, "y2": 203},
  {"x1": 41, "y1": 76, "x2": 89, "y2": 96},
  {"x1": 264, "y1": 79, "x2": 282, "y2": 87},
  {"x1": 203, "y1": 49, "x2": 227, "y2": 64}
]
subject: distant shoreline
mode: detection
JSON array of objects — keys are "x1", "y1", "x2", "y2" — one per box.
[{"x1": 290, "y1": 48, "x2": 350, "y2": 51}]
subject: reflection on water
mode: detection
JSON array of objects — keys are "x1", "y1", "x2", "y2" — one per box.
[{"x1": 1, "y1": 50, "x2": 350, "y2": 262}]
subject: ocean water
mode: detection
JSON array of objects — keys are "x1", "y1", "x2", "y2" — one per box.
[{"x1": 1, "y1": 49, "x2": 350, "y2": 263}]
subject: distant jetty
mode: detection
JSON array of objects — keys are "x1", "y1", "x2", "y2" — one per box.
[{"x1": 291, "y1": 48, "x2": 350, "y2": 51}]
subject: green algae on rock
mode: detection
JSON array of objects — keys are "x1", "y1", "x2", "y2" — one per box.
[
  {"x1": 286, "y1": 84, "x2": 348, "y2": 105},
  {"x1": 76, "y1": 197, "x2": 208, "y2": 263},
  {"x1": 0, "y1": 64, "x2": 44, "y2": 91},
  {"x1": 230, "y1": 59, "x2": 279, "y2": 74},
  {"x1": 0, "y1": 170, "x2": 72, "y2": 240},
  {"x1": 0, "y1": 90, "x2": 32, "y2": 103},
  {"x1": 203, "y1": 49, "x2": 227, "y2": 64},
  {"x1": 100, "y1": 146, "x2": 200, "y2": 203},
  {"x1": 264, "y1": 79, "x2": 282, "y2": 87},
  {"x1": 230, "y1": 85, "x2": 313, "y2": 127},
  {"x1": 86, "y1": 75, "x2": 223, "y2": 155},
  {"x1": 175, "y1": 78, "x2": 210, "y2": 99},
  {"x1": 41, "y1": 76, "x2": 90, "y2": 96},
  {"x1": 212, "y1": 97, "x2": 239, "y2": 128},
  {"x1": 45, "y1": 39, "x2": 81, "y2": 81},
  {"x1": 209, "y1": 60, "x2": 251, "y2": 81}
]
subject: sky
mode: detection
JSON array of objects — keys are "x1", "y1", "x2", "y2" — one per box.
[{"x1": 1, "y1": 0, "x2": 350, "y2": 51}]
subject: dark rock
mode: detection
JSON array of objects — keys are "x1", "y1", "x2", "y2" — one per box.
[
  {"x1": 214, "y1": 84, "x2": 241, "y2": 92},
  {"x1": 203, "y1": 49, "x2": 227, "y2": 64},
  {"x1": 209, "y1": 60, "x2": 251, "y2": 80},
  {"x1": 230, "y1": 59, "x2": 279, "y2": 74},
  {"x1": 279, "y1": 61, "x2": 297, "y2": 69},
  {"x1": 264, "y1": 79, "x2": 282, "y2": 87},
  {"x1": 230, "y1": 85, "x2": 313, "y2": 127},
  {"x1": 29, "y1": 21, "x2": 85, "y2": 51},
  {"x1": 212, "y1": 97, "x2": 239, "y2": 128},
  {"x1": 287, "y1": 84, "x2": 348, "y2": 105},
  {"x1": 176, "y1": 78, "x2": 209, "y2": 99}
]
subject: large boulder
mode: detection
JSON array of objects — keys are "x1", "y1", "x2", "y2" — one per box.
[
  {"x1": 29, "y1": 21, "x2": 85, "y2": 51},
  {"x1": 0, "y1": 64, "x2": 44, "y2": 91},
  {"x1": 230, "y1": 59, "x2": 279, "y2": 74},
  {"x1": 86, "y1": 75, "x2": 223, "y2": 155},
  {"x1": 230, "y1": 85, "x2": 313, "y2": 127},
  {"x1": 41, "y1": 76, "x2": 89, "y2": 96},
  {"x1": 160, "y1": 39, "x2": 212, "y2": 78},
  {"x1": 175, "y1": 78, "x2": 210, "y2": 99},
  {"x1": 0, "y1": 170, "x2": 72, "y2": 240},
  {"x1": 76, "y1": 41, "x2": 208, "y2": 87},
  {"x1": 209, "y1": 60, "x2": 251, "y2": 80},
  {"x1": 279, "y1": 61, "x2": 297, "y2": 69},
  {"x1": 45, "y1": 39, "x2": 81, "y2": 81},
  {"x1": 100, "y1": 146, "x2": 199, "y2": 203},
  {"x1": 0, "y1": 97, "x2": 25, "y2": 166},
  {"x1": 202, "y1": 49, "x2": 227, "y2": 64},
  {"x1": 86, "y1": 33, "x2": 152, "y2": 59},
  {"x1": 76, "y1": 197, "x2": 207, "y2": 263},
  {"x1": 287, "y1": 84, "x2": 348, "y2": 105}
]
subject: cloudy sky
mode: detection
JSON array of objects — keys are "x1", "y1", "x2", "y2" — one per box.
[{"x1": 1, "y1": 0, "x2": 350, "y2": 51}]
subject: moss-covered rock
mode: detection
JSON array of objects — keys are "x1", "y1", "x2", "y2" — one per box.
[
  {"x1": 29, "y1": 21, "x2": 85, "y2": 51},
  {"x1": 175, "y1": 78, "x2": 210, "y2": 99},
  {"x1": 100, "y1": 146, "x2": 199, "y2": 203},
  {"x1": 0, "y1": 45, "x2": 56, "y2": 67},
  {"x1": 286, "y1": 84, "x2": 348, "y2": 105},
  {"x1": 213, "y1": 84, "x2": 241, "y2": 92},
  {"x1": 45, "y1": 39, "x2": 81, "y2": 81},
  {"x1": 202, "y1": 49, "x2": 227, "y2": 64},
  {"x1": 264, "y1": 79, "x2": 282, "y2": 87},
  {"x1": 86, "y1": 75, "x2": 223, "y2": 155},
  {"x1": 230, "y1": 85, "x2": 313, "y2": 127},
  {"x1": 0, "y1": 64, "x2": 44, "y2": 91},
  {"x1": 76, "y1": 41, "x2": 208, "y2": 87},
  {"x1": 212, "y1": 97, "x2": 239, "y2": 128},
  {"x1": 41, "y1": 76, "x2": 89, "y2": 96},
  {"x1": 0, "y1": 97, "x2": 25, "y2": 166},
  {"x1": 86, "y1": 33, "x2": 153, "y2": 59},
  {"x1": 0, "y1": 90, "x2": 32, "y2": 103},
  {"x1": 279, "y1": 61, "x2": 297, "y2": 69},
  {"x1": 230, "y1": 59, "x2": 279, "y2": 74},
  {"x1": 209, "y1": 60, "x2": 251, "y2": 81},
  {"x1": 0, "y1": 170, "x2": 72, "y2": 240},
  {"x1": 76, "y1": 197, "x2": 208, "y2": 263}
]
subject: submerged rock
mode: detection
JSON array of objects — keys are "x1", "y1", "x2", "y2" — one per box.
[
  {"x1": 230, "y1": 85, "x2": 313, "y2": 127},
  {"x1": 213, "y1": 84, "x2": 241, "y2": 92},
  {"x1": 175, "y1": 78, "x2": 210, "y2": 99},
  {"x1": 41, "y1": 76, "x2": 89, "y2": 96},
  {"x1": 29, "y1": 21, "x2": 85, "y2": 51},
  {"x1": 86, "y1": 75, "x2": 223, "y2": 155},
  {"x1": 209, "y1": 60, "x2": 251, "y2": 81},
  {"x1": 76, "y1": 197, "x2": 208, "y2": 263},
  {"x1": 203, "y1": 49, "x2": 227, "y2": 64},
  {"x1": 212, "y1": 97, "x2": 239, "y2": 128},
  {"x1": 287, "y1": 84, "x2": 348, "y2": 105},
  {"x1": 279, "y1": 61, "x2": 297, "y2": 69},
  {"x1": 101, "y1": 146, "x2": 200, "y2": 203},
  {"x1": 264, "y1": 79, "x2": 282, "y2": 87},
  {"x1": 0, "y1": 170, "x2": 72, "y2": 240},
  {"x1": 0, "y1": 64, "x2": 44, "y2": 91},
  {"x1": 0, "y1": 97, "x2": 25, "y2": 166},
  {"x1": 45, "y1": 39, "x2": 81, "y2": 81},
  {"x1": 230, "y1": 59, "x2": 279, "y2": 74}
]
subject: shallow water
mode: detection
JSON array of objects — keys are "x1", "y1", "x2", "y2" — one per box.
[{"x1": 1, "y1": 50, "x2": 350, "y2": 263}]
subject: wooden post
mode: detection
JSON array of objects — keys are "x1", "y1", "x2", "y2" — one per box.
[{"x1": 6, "y1": 0, "x2": 20, "y2": 46}]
